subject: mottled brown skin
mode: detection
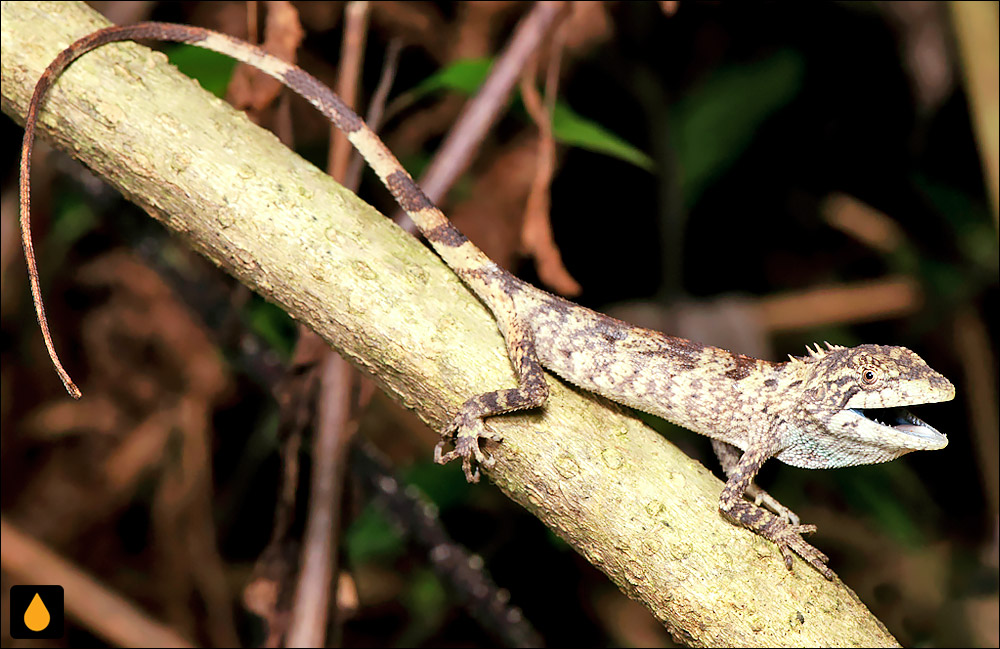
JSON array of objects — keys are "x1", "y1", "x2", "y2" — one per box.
[{"x1": 20, "y1": 23, "x2": 956, "y2": 579}]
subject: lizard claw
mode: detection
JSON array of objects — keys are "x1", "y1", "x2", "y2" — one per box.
[
  {"x1": 724, "y1": 500, "x2": 833, "y2": 578},
  {"x1": 434, "y1": 408, "x2": 503, "y2": 483},
  {"x1": 773, "y1": 523, "x2": 832, "y2": 579}
]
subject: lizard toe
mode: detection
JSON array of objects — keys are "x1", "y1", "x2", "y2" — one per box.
[
  {"x1": 779, "y1": 529, "x2": 832, "y2": 579},
  {"x1": 748, "y1": 485, "x2": 802, "y2": 526},
  {"x1": 433, "y1": 441, "x2": 458, "y2": 465},
  {"x1": 435, "y1": 414, "x2": 499, "y2": 483},
  {"x1": 779, "y1": 546, "x2": 795, "y2": 570},
  {"x1": 461, "y1": 454, "x2": 481, "y2": 483}
]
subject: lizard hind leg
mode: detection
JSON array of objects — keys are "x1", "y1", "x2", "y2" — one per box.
[{"x1": 435, "y1": 288, "x2": 550, "y2": 482}]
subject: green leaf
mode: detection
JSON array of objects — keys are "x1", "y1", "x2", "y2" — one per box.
[
  {"x1": 398, "y1": 569, "x2": 448, "y2": 646},
  {"x1": 402, "y1": 461, "x2": 472, "y2": 509},
  {"x1": 551, "y1": 101, "x2": 655, "y2": 171},
  {"x1": 345, "y1": 505, "x2": 405, "y2": 564},
  {"x1": 51, "y1": 192, "x2": 98, "y2": 249},
  {"x1": 245, "y1": 298, "x2": 296, "y2": 359},
  {"x1": 165, "y1": 44, "x2": 238, "y2": 98},
  {"x1": 835, "y1": 464, "x2": 929, "y2": 547},
  {"x1": 914, "y1": 174, "x2": 998, "y2": 273},
  {"x1": 409, "y1": 58, "x2": 493, "y2": 100},
  {"x1": 406, "y1": 58, "x2": 654, "y2": 171},
  {"x1": 671, "y1": 49, "x2": 806, "y2": 207}
]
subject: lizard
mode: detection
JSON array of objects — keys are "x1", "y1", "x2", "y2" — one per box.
[{"x1": 17, "y1": 22, "x2": 956, "y2": 580}]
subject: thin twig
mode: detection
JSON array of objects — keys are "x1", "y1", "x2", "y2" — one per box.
[
  {"x1": 228, "y1": 3, "x2": 312, "y2": 644},
  {"x1": 396, "y1": 0, "x2": 568, "y2": 232},
  {"x1": 246, "y1": 331, "x2": 321, "y2": 647},
  {"x1": 328, "y1": 1, "x2": 370, "y2": 180},
  {"x1": 286, "y1": 355, "x2": 357, "y2": 648},
  {"x1": 948, "y1": 1, "x2": 999, "y2": 226},
  {"x1": 352, "y1": 443, "x2": 544, "y2": 648},
  {"x1": 756, "y1": 276, "x2": 922, "y2": 331},
  {"x1": 1, "y1": 516, "x2": 193, "y2": 648},
  {"x1": 345, "y1": 37, "x2": 402, "y2": 195},
  {"x1": 952, "y1": 306, "x2": 999, "y2": 517},
  {"x1": 288, "y1": 5, "x2": 371, "y2": 645},
  {"x1": 247, "y1": 0, "x2": 259, "y2": 43}
]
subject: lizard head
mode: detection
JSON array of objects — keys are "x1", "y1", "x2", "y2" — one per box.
[{"x1": 775, "y1": 343, "x2": 955, "y2": 469}]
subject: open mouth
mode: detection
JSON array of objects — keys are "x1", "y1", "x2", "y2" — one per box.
[{"x1": 849, "y1": 407, "x2": 946, "y2": 442}]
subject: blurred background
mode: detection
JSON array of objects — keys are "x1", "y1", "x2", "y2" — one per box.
[{"x1": 1, "y1": 1, "x2": 997, "y2": 646}]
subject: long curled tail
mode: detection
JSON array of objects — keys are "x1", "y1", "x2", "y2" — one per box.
[{"x1": 20, "y1": 22, "x2": 501, "y2": 398}]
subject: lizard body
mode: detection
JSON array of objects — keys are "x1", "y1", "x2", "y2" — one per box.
[{"x1": 19, "y1": 22, "x2": 955, "y2": 579}]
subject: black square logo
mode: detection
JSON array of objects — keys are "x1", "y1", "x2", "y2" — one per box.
[{"x1": 9, "y1": 585, "x2": 64, "y2": 639}]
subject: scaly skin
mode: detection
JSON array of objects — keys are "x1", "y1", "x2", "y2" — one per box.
[
  {"x1": 19, "y1": 22, "x2": 956, "y2": 579},
  {"x1": 511, "y1": 285, "x2": 953, "y2": 577}
]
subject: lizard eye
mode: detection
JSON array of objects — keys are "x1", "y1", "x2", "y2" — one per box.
[{"x1": 860, "y1": 366, "x2": 880, "y2": 386}]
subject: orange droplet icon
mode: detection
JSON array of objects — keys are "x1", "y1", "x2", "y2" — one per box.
[{"x1": 24, "y1": 592, "x2": 51, "y2": 632}]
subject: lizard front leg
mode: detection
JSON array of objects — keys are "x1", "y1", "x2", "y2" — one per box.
[
  {"x1": 434, "y1": 285, "x2": 549, "y2": 482},
  {"x1": 718, "y1": 442, "x2": 834, "y2": 579},
  {"x1": 711, "y1": 439, "x2": 801, "y2": 525}
]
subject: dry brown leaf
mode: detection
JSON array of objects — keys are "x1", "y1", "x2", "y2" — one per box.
[
  {"x1": 564, "y1": 0, "x2": 614, "y2": 51},
  {"x1": 659, "y1": 1, "x2": 679, "y2": 17},
  {"x1": 227, "y1": 1, "x2": 304, "y2": 112},
  {"x1": 519, "y1": 42, "x2": 581, "y2": 296},
  {"x1": 449, "y1": 136, "x2": 540, "y2": 270}
]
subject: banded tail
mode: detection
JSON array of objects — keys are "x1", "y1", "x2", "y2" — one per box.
[{"x1": 21, "y1": 22, "x2": 500, "y2": 397}]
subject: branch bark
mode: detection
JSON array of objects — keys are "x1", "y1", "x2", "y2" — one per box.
[{"x1": 1, "y1": 2, "x2": 898, "y2": 645}]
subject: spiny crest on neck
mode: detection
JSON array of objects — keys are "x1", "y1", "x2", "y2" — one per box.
[{"x1": 786, "y1": 341, "x2": 846, "y2": 364}]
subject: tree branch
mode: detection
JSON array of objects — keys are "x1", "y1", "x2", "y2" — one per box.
[{"x1": 1, "y1": 2, "x2": 897, "y2": 645}]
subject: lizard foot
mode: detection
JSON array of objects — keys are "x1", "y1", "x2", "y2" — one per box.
[
  {"x1": 771, "y1": 522, "x2": 833, "y2": 580},
  {"x1": 434, "y1": 409, "x2": 503, "y2": 483},
  {"x1": 748, "y1": 485, "x2": 801, "y2": 525}
]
